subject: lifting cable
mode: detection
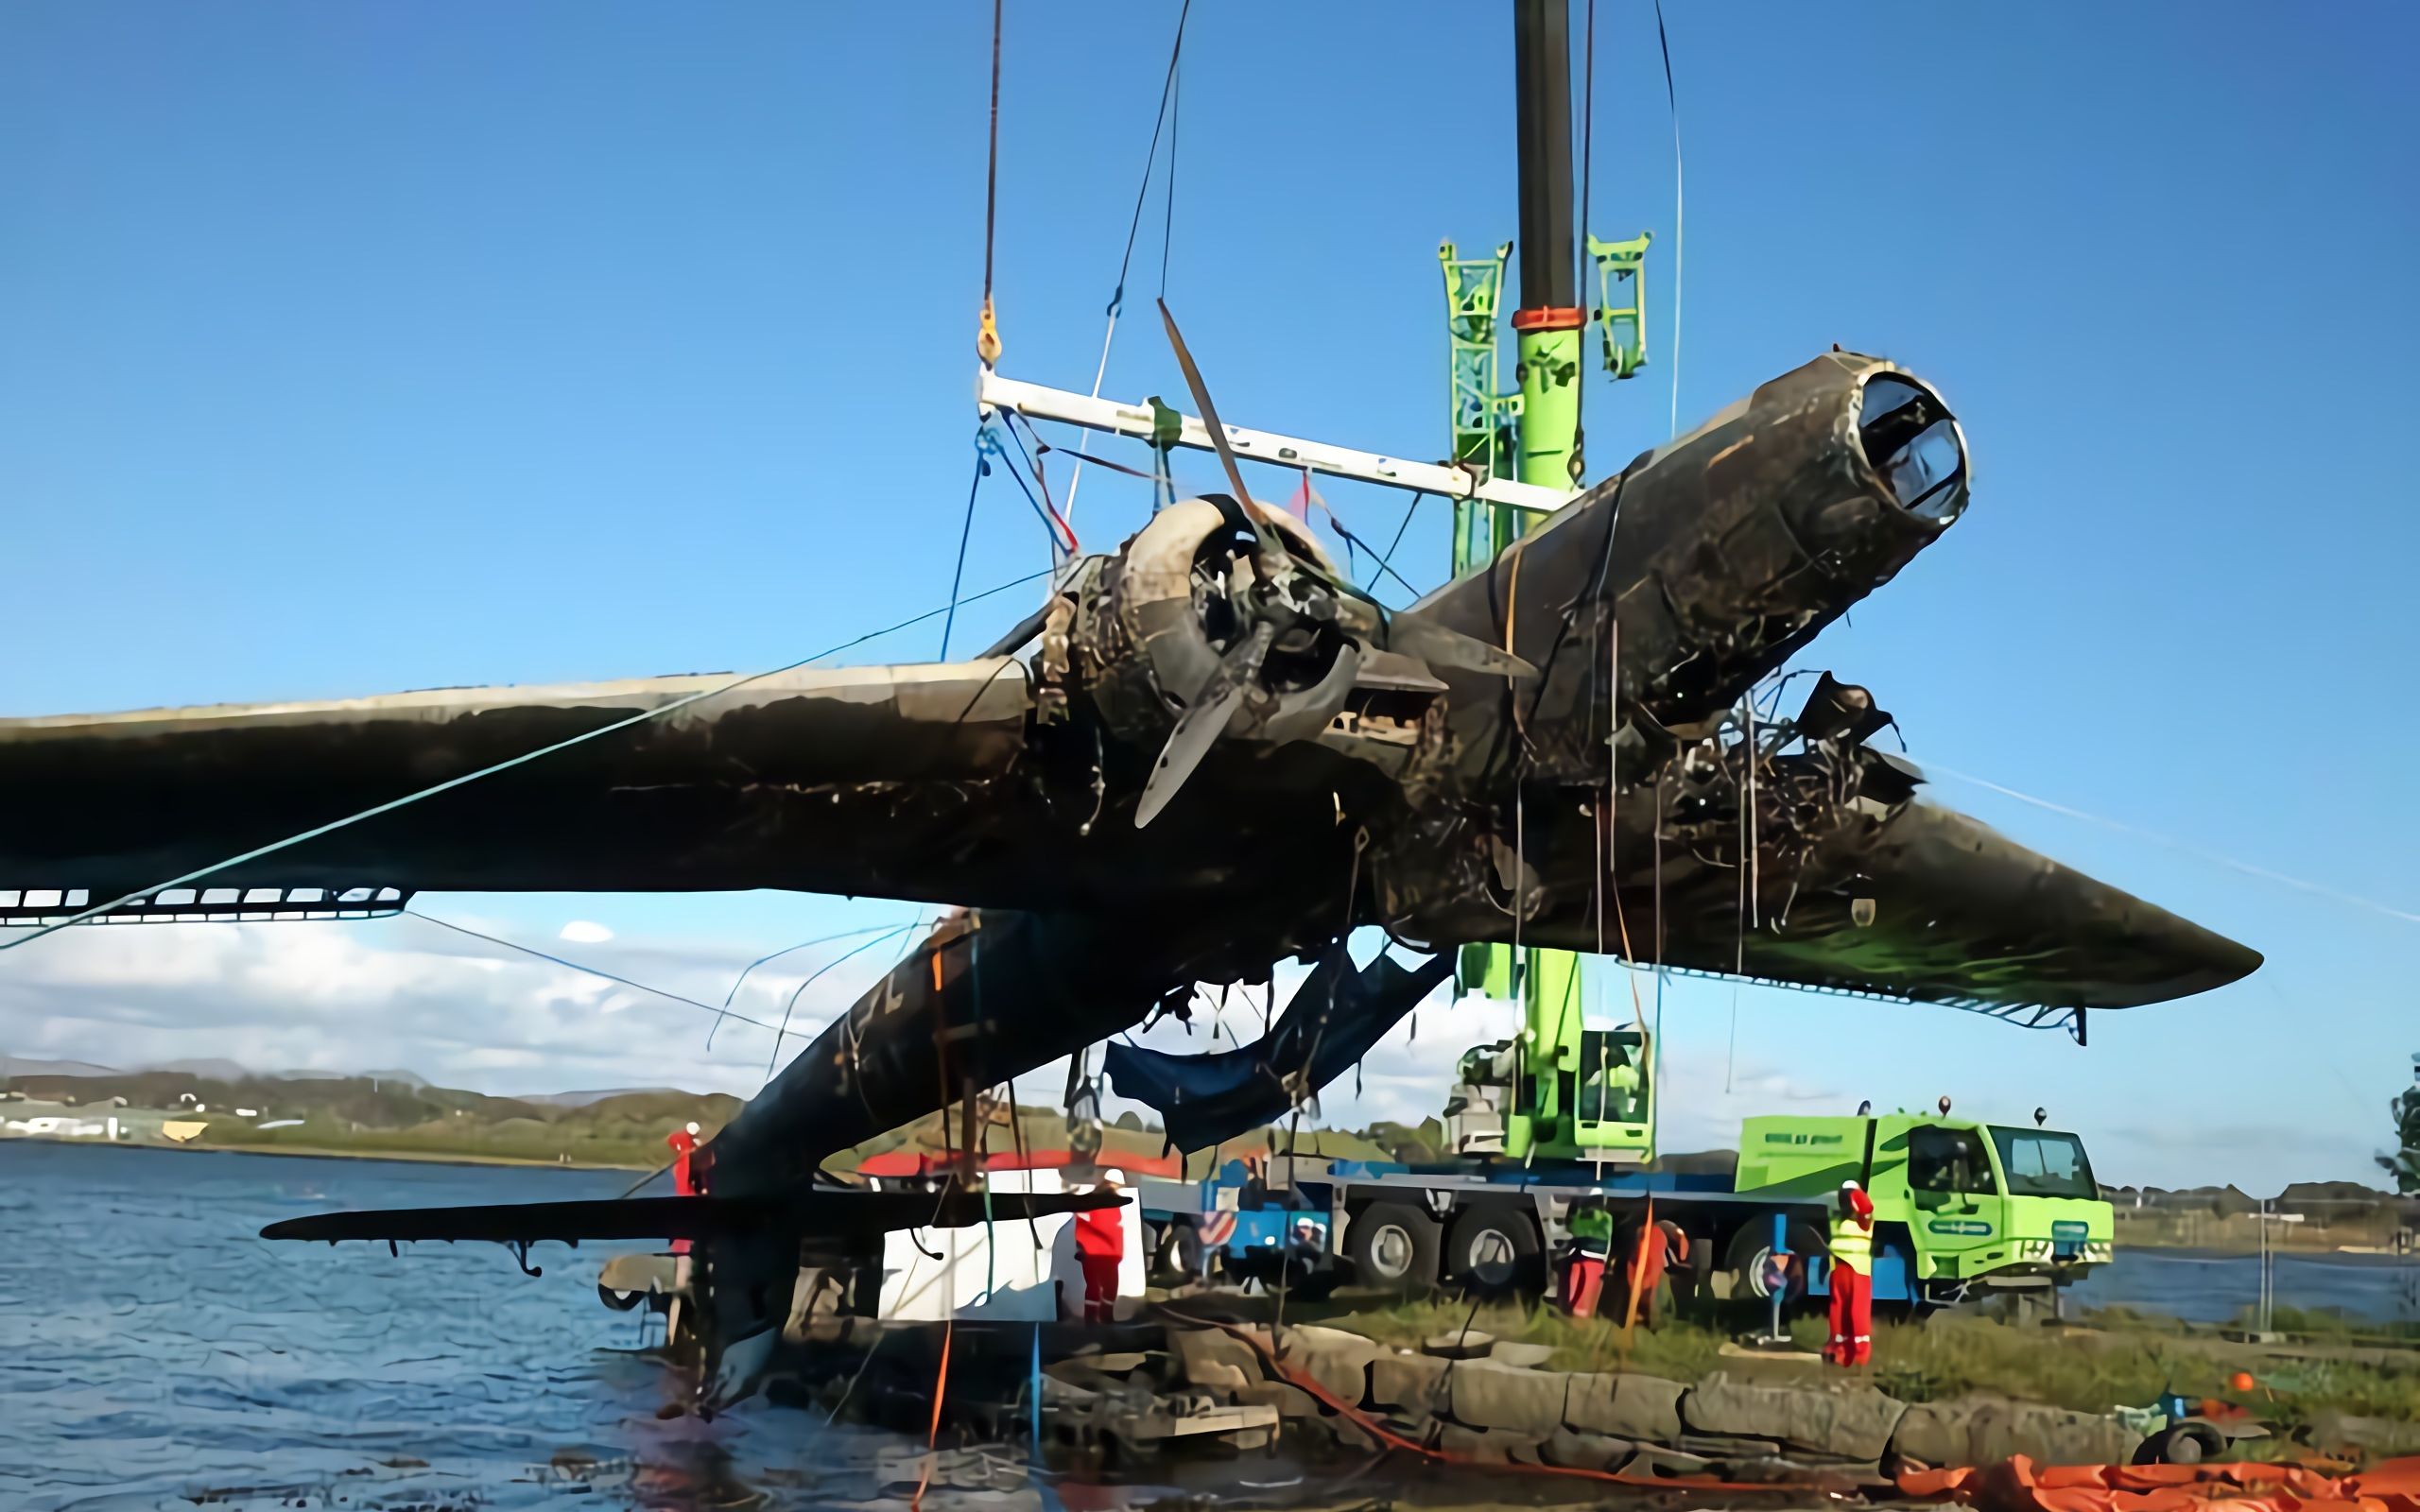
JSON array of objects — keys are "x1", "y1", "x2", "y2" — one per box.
[
  {"x1": 938, "y1": 434, "x2": 990, "y2": 660},
  {"x1": 976, "y1": 0, "x2": 1004, "y2": 366},
  {"x1": 942, "y1": 425, "x2": 1076, "y2": 661},
  {"x1": 1652, "y1": 0, "x2": 1685, "y2": 438},
  {"x1": 1062, "y1": 0, "x2": 1194, "y2": 526},
  {"x1": 0, "y1": 568, "x2": 1056, "y2": 955},
  {"x1": 1572, "y1": 0, "x2": 1597, "y2": 468}
]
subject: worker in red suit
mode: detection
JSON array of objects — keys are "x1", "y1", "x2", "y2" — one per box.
[
  {"x1": 1826, "y1": 1178, "x2": 1876, "y2": 1366},
  {"x1": 666, "y1": 1121, "x2": 703, "y2": 1195},
  {"x1": 665, "y1": 1122, "x2": 704, "y2": 1297},
  {"x1": 1072, "y1": 1167, "x2": 1127, "y2": 1325}
]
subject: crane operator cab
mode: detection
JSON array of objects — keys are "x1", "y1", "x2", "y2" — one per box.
[{"x1": 1443, "y1": 1025, "x2": 1656, "y2": 1163}]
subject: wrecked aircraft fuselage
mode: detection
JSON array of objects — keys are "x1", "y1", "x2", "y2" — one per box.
[{"x1": 0, "y1": 350, "x2": 2259, "y2": 1404}]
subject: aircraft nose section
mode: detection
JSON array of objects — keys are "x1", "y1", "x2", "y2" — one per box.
[{"x1": 1858, "y1": 371, "x2": 1969, "y2": 526}]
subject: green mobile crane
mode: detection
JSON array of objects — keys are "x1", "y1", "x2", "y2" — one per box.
[{"x1": 1444, "y1": 0, "x2": 1655, "y2": 1165}]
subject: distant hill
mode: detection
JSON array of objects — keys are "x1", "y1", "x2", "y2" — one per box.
[
  {"x1": 0, "y1": 1057, "x2": 121, "y2": 1078},
  {"x1": 149, "y1": 1057, "x2": 255, "y2": 1081},
  {"x1": 0, "y1": 1065, "x2": 743, "y2": 1167},
  {"x1": 517, "y1": 1087, "x2": 690, "y2": 1108}
]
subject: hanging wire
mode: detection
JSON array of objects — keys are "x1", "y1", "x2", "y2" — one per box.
[
  {"x1": 1063, "y1": 0, "x2": 1194, "y2": 526},
  {"x1": 975, "y1": 0, "x2": 1005, "y2": 366},
  {"x1": 939, "y1": 430, "x2": 992, "y2": 659},
  {"x1": 1926, "y1": 764, "x2": 2420, "y2": 929},
  {"x1": 1652, "y1": 0, "x2": 1685, "y2": 438},
  {"x1": 1158, "y1": 49, "x2": 1182, "y2": 300},
  {"x1": 996, "y1": 413, "x2": 1079, "y2": 554},
  {"x1": 0, "y1": 568, "x2": 1055, "y2": 953},
  {"x1": 766, "y1": 923, "x2": 920, "y2": 1081},
  {"x1": 404, "y1": 908, "x2": 783, "y2": 1035},
  {"x1": 709, "y1": 920, "x2": 923, "y2": 1051}
]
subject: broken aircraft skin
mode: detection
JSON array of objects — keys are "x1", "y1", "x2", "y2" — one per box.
[{"x1": 0, "y1": 350, "x2": 2260, "y2": 1407}]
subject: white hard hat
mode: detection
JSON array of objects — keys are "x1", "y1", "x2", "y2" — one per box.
[
  {"x1": 685, "y1": 1122, "x2": 701, "y2": 1136},
  {"x1": 1100, "y1": 1167, "x2": 1128, "y2": 1187},
  {"x1": 1841, "y1": 1178, "x2": 1861, "y2": 1191}
]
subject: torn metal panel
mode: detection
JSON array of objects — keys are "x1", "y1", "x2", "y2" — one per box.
[{"x1": 1390, "y1": 749, "x2": 2261, "y2": 1010}]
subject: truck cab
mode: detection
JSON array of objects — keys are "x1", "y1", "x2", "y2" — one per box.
[{"x1": 1737, "y1": 1113, "x2": 2114, "y2": 1304}]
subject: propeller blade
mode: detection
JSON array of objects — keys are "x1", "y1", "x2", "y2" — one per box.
[
  {"x1": 1156, "y1": 300, "x2": 1295, "y2": 566},
  {"x1": 1135, "y1": 622, "x2": 1274, "y2": 829},
  {"x1": 1384, "y1": 615, "x2": 1541, "y2": 680}
]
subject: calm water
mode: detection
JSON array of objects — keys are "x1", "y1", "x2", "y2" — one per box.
[
  {"x1": 2073, "y1": 1243, "x2": 2420, "y2": 1325},
  {"x1": 0, "y1": 1141, "x2": 977, "y2": 1512}
]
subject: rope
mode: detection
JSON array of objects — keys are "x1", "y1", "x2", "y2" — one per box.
[
  {"x1": 998, "y1": 414, "x2": 1079, "y2": 554},
  {"x1": 1159, "y1": 53, "x2": 1182, "y2": 300},
  {"x1": 0, "y1": 569, "x2": 1054, "y2": 954},
  {"x1": 910, "y1": 1320, "x2": 956, "y2": 1512},
  {"x1": 1652, "y1": 0, "x2": 1684, "y2": 438},
  {"x1": 939, "y1": 432, "x2": 990, "y2": 659},
  {"x1": 1063, "y1": 0, "x2": 1194, "y2": 525},
  {"x1": 766, "y1": 923, "x2": 919, "y2": 1080},
  {"x1": 709, "y1": 922, "x2": 924, "y2": 1051},
  {"x1": 1926, "y1": 763, "x2": 2420, "y2": 929},
  {"x1": 404, "y1": 907, "x2": 786, "y2": 1035}
]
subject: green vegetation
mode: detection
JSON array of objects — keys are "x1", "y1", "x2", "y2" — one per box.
[{"x1": 2383, "y1": 1055, "x2": 2420, "y2": 1195}]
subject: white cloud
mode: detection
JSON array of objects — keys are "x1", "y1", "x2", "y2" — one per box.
[
  {"x1": 0, "y1": 913, "x2": 901, "y2": 1100},
  {"x1": 558, "y1": 919, "x2": 614, "y2": 944}
]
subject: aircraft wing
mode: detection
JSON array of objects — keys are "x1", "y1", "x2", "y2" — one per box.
[
  {"x1": 1642, "y1": 799, "x2": 2261, "y2": 1011},
  {"x1": 0, "y1": 660, "x2": 1046, "y2": 915},
  {"x1": 260, "y1": 1186, "x2": 1119, "y2": 1246}
]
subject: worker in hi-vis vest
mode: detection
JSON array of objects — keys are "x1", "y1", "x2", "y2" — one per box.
[
  {"x1": 1826, "y1": 1178, "x2": 1876, "y2": 1366},
  {"x1": 1563, "y1": 1204, "x2": 1614, "y2": 1317}
]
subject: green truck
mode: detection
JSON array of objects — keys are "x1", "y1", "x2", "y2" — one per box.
[{"x1": 1144, "y1": 1031, "x2": 2117, "y2": 1314}]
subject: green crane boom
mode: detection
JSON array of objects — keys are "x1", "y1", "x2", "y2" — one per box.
[{"x1": 1443, "y1": 0, "x2": 1651, "y2": 1164}]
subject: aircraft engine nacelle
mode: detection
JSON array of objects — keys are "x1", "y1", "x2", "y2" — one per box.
[{"x1": 1073, "y1": 496, "x2": 1363, "y2": 753}]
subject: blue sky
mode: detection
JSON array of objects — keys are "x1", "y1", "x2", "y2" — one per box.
[{"x1": 3, "y1": 2, "x2": 2414, "y2": 1191}]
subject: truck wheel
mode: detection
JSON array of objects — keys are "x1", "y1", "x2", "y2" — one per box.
[
  {"x1": 1448, "y1": 1206, "x2": 1543, "y2": 1297},
  {"x1": 597, "y1": 1280, "x2": 645, "y2": 1312},
  {"x1": 1350, "y1": 1202, "x2": 1442, "y2": 1295},
  {"x1": 1724, "y1": 1220, "x2": 1822, "y2": 1304}
]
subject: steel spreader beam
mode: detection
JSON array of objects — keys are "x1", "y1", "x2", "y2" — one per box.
[{"x1": 977, "y1": 369, "x2": 1569, "y2": 516}]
